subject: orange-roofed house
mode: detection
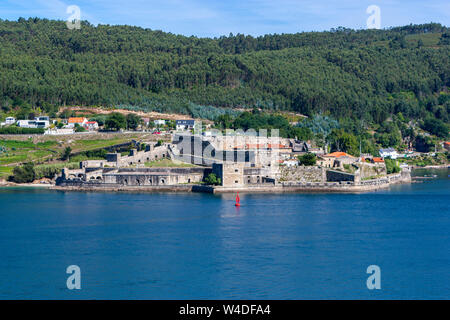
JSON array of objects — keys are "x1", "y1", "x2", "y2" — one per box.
[
  {"x1": 372, "y1": 157, "x2": 385, "y2": 163},
  {"x1": 318, "y1": 151, "x2": 356, "y2": 168},
  {"x1": 67, "y1": 117, "x2": 88, "y2": 128},
  {"x1": 444, "y1": 142, "x2": 450, "y2": 151}
]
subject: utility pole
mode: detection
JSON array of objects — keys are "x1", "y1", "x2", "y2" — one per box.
[{"x1": 359, "y1": 138, "x2": 362, "y2": 157}]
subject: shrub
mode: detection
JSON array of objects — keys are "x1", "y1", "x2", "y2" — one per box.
[
  {"x1": 61, "y1": 146, "x2": 72, "y2": 160},
  {"x1": 385, "y1": 159, "x2": 401, "y2": 174},
  {"x1": 74, "y1": 124, "x2": 86, "y2": 132},
  {"x1": 204, "y1": 173, "x2": 221, "y2": 185},
  {"x1": 0, "y1": 127, "x2": 44, "y2": 134},
  {"x1": 12, "y1": 162, "x2": 35, "y2": 183},
  {"x1": 298, "y1": 153, "x2": 316, "y2": 166}
]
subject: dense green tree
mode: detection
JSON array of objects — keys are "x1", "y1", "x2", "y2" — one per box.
[
  {"x1": 12, "y1": 162, "x2": 36, "y2": 183},
  {"x1": 385, "y1": 159, "x2": 401, "y2": 174},
  {"x1": 105, "y1": 113, "x2": 126, "y2": 131},
  {"x1": 126, "y1": 113, "x2": 141, "y2": 130},
  {"x1": 0, "y1": 19, "x2": 448, "y2": 128},
  {"x1": 61, "y1": 146, "x2": 72, "y2": 160},
  {"x1": 298, "y1": 153, "x2": 317, "y2": 166},
  {"x1": 414, "y1": 135, "x2": 434, "y2": 153},
  {"x1": 204, "y1": 173, "x2": 221, "y2": 185},
  {"x1": 327, "y1": 129, "x2": 359, "y2": 156},
  {"x1": 422, "y1": 117, "x2": 448, "y2": 138}
]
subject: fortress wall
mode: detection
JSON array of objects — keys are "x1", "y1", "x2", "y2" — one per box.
[
  {"x1": 359, "y1": 163, "x2": 387, "y2": 179},
  {"x1": 326, "y1": 170, "x2": 355, "y2": 182},
  {"x1": 118, "y1": 145, "x2": 170, "y2": 166},
  {"x1": 280, "y1": 166, "x2": 325, "y2": 183}
]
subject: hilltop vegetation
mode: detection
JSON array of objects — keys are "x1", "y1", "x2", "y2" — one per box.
[{"x1": 0, "y1": 19, "x2": 448, "y2": 126}]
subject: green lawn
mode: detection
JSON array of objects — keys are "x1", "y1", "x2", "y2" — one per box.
[
  {"x1": 145, "y1": 158, "x2": 198, "y2": 168},
  {"x1": 0, "y1": 166, "x2": 13, "y2": 179},
  {"x1": 0, "y1": 136, "x2": 138, "y2": 180},
  {"x1": 71, "y1": 138, "x2": 131, "y2": 152}
]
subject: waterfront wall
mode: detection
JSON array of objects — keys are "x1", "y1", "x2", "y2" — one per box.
[
  {"x1": 58, "y1": 167, "x2": 211, "y2": 187},
  {"x1": 326, "y1": 170, "x2": 355, "y2": 182},
  {"x1": 279, "y1": 166, "x2": 325, "y2": 183}
]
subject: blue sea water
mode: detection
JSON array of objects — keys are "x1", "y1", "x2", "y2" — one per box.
[{"x1": 0, "y1": 169, "x2": 449, "y2": 300}]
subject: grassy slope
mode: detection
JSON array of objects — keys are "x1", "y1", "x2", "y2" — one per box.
[{"x1": 0, "y1": 133, "x2": 158, "y2": 179}]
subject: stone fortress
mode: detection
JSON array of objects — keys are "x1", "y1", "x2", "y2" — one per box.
[{"x1": 56, "y1": 133, "x2": 411, "y2": 192}]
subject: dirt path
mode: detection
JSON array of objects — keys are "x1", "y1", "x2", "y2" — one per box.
[{"x1": 59, "y1": 106, "x2": 214, "y2": 124}]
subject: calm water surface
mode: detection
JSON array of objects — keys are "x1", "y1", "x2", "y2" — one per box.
[{"x1": 0, "y1": 169, "x2": 449, "y2": 299}]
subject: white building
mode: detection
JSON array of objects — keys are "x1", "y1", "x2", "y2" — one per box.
[
  {"x1": 84, "y1": 121, "x2": 99, "y2": 131},
  {"x1": 379, "y1": 148, "x2": 399, "y2": 159},
  {"x1": 5, "y1": 117, "x2": 16, "y2": 125},
  {"x1": 154, "y1": 119, "x2": 166, "y2": 126},
  {"x1": 67, "y1": 117, "x2": 88, "y2": 128},
  {"x1": 17, "y1": 119, "x2": 50, "y2": 129},
  {"x1": 176, "y1": 120, "x2": 197, "y2": 131},
  {"x1": 282, "y1": 159, "x2": 299, "y2": 167},
  {"x1": 45, "y1": 128, "x2": 75, "y2": 135}
]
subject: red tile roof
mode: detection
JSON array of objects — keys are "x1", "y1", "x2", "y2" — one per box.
[
  {"x1": 268, "y1": 144, "x2": 290, "y2": 149},
  {"x1": 324, "y1": 152, "x2": 351, "y2": 158}
]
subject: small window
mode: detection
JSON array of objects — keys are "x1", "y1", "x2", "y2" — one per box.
[
  {"x1": 235, "y1": 180, "x2": 238, "y2": 183},
  {"x1": 235, "y1": 169, "x2": 239, "y2": 173}
]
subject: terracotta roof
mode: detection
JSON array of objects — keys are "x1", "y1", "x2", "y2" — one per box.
[
  {"x1": 445, "y1": 142, "x2": 450, "y2": 145},
  {"x1": 372, "y1": 157, "x2": 384, "y2": 163},
  {"x1": 233, "y1": 143, "x2": 290, "y2": 150},
  {"x1": 268, "y1": 144, "x2": 290, "y2": 149},
  {"x1": 324, "y1": 152, "x2": 351, "y2": 158},
  {"x1": 247, "y1": 144, "x2": 266, "y2": 149},
  {"x1": 68, "y1": 117, "x2": 87, "y2": 123}
]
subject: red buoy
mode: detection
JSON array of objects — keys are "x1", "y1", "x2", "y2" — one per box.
[{"x1": 235, "y1": 192, "x2": 241, "y2": 207}]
